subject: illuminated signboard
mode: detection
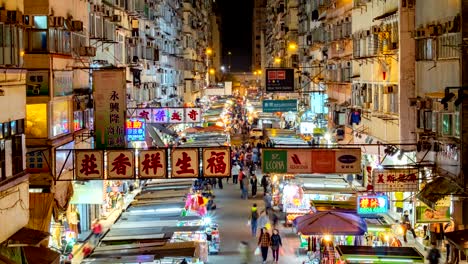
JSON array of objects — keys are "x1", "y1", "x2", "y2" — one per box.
[
  {"x1": 126, "y1": 118, "x2": 145, "y2": 141},
  {"x1": 357, "y1": 195, "x2": 388, "y2": 215}
]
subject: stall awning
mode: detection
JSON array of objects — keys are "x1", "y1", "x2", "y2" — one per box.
[
  {"x1": 336, "y1": 245, "x2": 424, "y2": 263},
  {"x1": 23, "y1": 246, "x2": 60, "y2": 264},
  {"x1": 5, "y1": 228, "x2": 50, "y2": 247},
  {"x1": 90, "y1": 241, "x2": 196, "y2": 259},
  {"x1": 444, "y1": 229, "x2": 468, "y2": 254},
  {"x1": 416, "y1": 176, "x2": 466, "y2": 208}
]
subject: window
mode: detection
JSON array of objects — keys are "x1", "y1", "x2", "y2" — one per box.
[
  {"x1": 418, "y1": 110, "x2": 433, "y2": 130},
  {"x1": 52, "y1": 101, "x2": 71, "y2": 137},
  {"x1": 454, "y1": 112, "x2": 460, "y2": 138},
  {"x1": 0, "y1": 24, "x2": 24, "y2": 66},
  {"x1": 17, "y1": 119, "x2": 24, "y2": 134},
  {"x1": 26, "y1": 104, "x2": 48, "y2": 138},
  {"x1": 3, "y1": 122, "x2": 10, "y2": 138},
  {"x1": 12, "y1": 135, "x2": 23, "y2": 175},
  {"x1": 368, "y1": 34, "x2": 378, "y2": 56},
  {"x1": 10, "y1": 120, "x2": 16, "y2": 136},
  {"x1": 441, "y1": 113, "x2": 453, "y2": 136},
  {"x1": 0, "y1": 140, "x2": 5, "y2": 180},
  {"x1": 33, "y1": 16, "x2": 48, "y2": 29},
  {"x1": 416, "y1": 38, "x2": 435, "y2": 60},
  {"x1": 373, "y1": 84, "x2": 380, "y2": 111}
]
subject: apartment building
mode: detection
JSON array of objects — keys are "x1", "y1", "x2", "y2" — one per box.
[{"x1": 252, "y1": 0, "x2": 267, "y2": 71}]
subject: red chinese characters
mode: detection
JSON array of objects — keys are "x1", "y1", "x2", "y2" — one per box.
[
  {"x1": 372, "y1": 169, "x2": 419, "y2": 192},
  {"x1": 75, "y1": 151, "x2": 104, "y2": 180},
  {"x1": 171, "y1": 149, "x2": 198, "y2": 177},
  {"x1": 139, "y1": 150, "x2": 166, "y2": 178},
  {"x1": 107, "y1": 151, "x2": 134, "y2": 179},
  {"x1": 203, "y1": 148, "x2": 230, "y2": 177},
  {"x1": 185, "y1": 108, "x2": 201, "y2": 122}
]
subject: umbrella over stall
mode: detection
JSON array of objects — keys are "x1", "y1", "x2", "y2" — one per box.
[{"x1": 294, "y1": 211, "x2": 367, "y2": 236}]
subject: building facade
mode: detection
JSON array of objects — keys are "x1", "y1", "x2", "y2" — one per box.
[{"x1": 0, "y1": 0, "x2": 29, "y2": 244}]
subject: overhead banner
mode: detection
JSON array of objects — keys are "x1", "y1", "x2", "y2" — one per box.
[
  {"x1": 93, "y1": 69, "x2": 126, "y2": 149},
  {"x1": 75, "y1": 150, "x2": 104, "y2": 180},
  {"x1": 107, "y1": 150, "x2": 135, "y2": 179},
  {"x1": 202, "y1": 148, "x2": 231, "y2": 177},
  {"x1": 265, "y1": 68, "x2": 295, "y2": 92},
  {"x1": 126, "y1": 108, "x2": 202, "y2": 123},
  {"x1": 262, "y1": 99, "x2": 298, "y2": 113},
  {"x1": 73, "y1": 148, "x2": 234, "y2": 180},
  {"x1": 372, "y1": 169, "x2": 419, "y2": 192},
  {"x1": 138, "y1": 149, "x2": 167, "y2": 179},
  {"x1": 171, "y1": 148, "x2": 199, "y2": 178},
  {"x1": 263, "y1": 148, "x2": 361, "y2": 174}
]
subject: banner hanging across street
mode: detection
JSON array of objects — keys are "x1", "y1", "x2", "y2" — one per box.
[
  {"x1": 262, "y1": 148, "x2": 361, "y2": 174},
  {"x1": 74, "y1": 147, "x2": 230, "y2": 180},
  {"x1": 127, "y1": 107, "x2": 202, "y2": 123}
]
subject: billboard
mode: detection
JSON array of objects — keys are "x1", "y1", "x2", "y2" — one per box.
[
  {"x1": 262, "y1": 148, "x2": 361, "y2": 174},
  {"x1": 265, "y1": 68, "x2": 295, "y2": 92},
  {"x1": 93, "y1": 69, "x2": 126, "y2": 149}
]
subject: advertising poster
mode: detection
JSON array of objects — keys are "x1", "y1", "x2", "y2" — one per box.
[{"x1": 416, "y1": 206, "x2": 451, "y2": 223}]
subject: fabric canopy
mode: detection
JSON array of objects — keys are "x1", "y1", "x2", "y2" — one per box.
[
  {"x1": 294, "y1": 211, "x2": 367, "y2": 236},
  {"x1": 416, "y1": 176, "x2": 466, "y2": 208}
]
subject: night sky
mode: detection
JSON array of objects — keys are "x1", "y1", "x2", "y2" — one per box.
[{"x1": 217, "y1": 0, "x2": 253, "y2": 72}]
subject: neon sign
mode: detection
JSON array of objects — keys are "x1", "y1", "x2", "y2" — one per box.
[
  {"x1": 357, "y1": 195, "x2": 388, "y2": 214},
  {"x1": 126, "y1": 118, "x2": 145, "y2": 141}
]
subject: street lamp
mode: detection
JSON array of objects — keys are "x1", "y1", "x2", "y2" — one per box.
[
  {"x1": 206, "y1": 48, "x2": 213, "y2": 56},
  {"x1": 209, "y1": 68, "x2": 215, "y2": 75},
  {"x1": 288, "y1": 42, "x2": 298, "y2": 51},
  {"x1": 274, "y1": 57, "x2": 282, "y2": 64}
]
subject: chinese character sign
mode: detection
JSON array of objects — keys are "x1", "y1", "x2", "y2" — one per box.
[
  {"x1": 107, "y1": 150, "x2": 135, "y2": 179},
  {"x1": 152, "y1": 108, "x2": 169, "y2": 123},
  {"x1": 75, "y1": 150, "x2": 104, "y2": 180},
  {"x1": 138, "y1": 149, "x2": 167, "y2": 179},
  {"x1": 357, "y1": 195, "x2": 389, "y2": 214},
  {"x1": 168, "y1": 108, "x2": 184, "y2": 123},
  {"x1": 203, "y1": 148, "x2": 230, "y2": 177},
  {"x1": 136, "y1": 109, "x2": 151, "y2": 121},
  {"x1": 185, "y1": 108, "x2": 201, "y2": 123},
  {"x1": 171, "y1": 148, "x2": 199, "y2": 178},
  {"x1": 126, "y1": 118, "x2": 146, "y2": 141},
  {"x1": 93, "y1": 69, "x2": 126, "y2": 149},
  {"x1": 372, "y1": 169, "x2": 419, "y2": 192}
]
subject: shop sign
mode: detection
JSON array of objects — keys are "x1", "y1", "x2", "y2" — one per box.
[
  {"x1": 93, "y1": 69, "x2": 126, "y2": 149},
  {"x1": 126, "y1": 118, "x2": 146, "y2": 142},
  {"x1": 168, "y1": 108, "x2": 184, "y2": 123},
  {"x1": 53, "y1": 71, "x2": 73, "y2": 96},
  {"x1": 202, "y1": 148, "x2": 230, "y2": 177},
  {"x1": 138, "y1": 149, "x2": 167, "y2": 179},
  {"x1": 262, "y1": 99, "x2": 298, "y2": 113},
  {"x1": 357, "y1": 195, "x2": 389, "y2": 214},
  {"x1": 26, "y1": 71, "x2": 49, "y2": 96},
  {"x1": 26, "y1": 148, "x2": 50, "y2": 173},
  {"x1": 171, "y1": 148, "x2": 199, "y2": 178},
  {"x1": 335, "y1": 149, "x2": 361, "y2": 173},
  {"x1": 127, "y1": 108, "x2": 202, "y2": 123},
  {"x1": 75, "y1": 150, "x2": 104, "y2": 180},
  {"x1": 262, "y1": 149, "x2": 288, "y2": 173},
  {"x1": 152, "y1": 108, "x2": 169, "y2": 123},
  {"x1": 262, "y1": 148, "x2": 361, "y2": 174},
  {"x1": 185, "y1": 108, "x2": 201, "y2": 123},
  {"x1": 372, "y1": 169, "x2": 419, "y2": 192},
  {"x1": 416, "y1": 205, "x2": 451, "y2": 223},
  {"x1": 107, "y1": 150, "x2": 134, "y2": 179},
  {"x1": 287, "y1": 149, "x2": 313, "y2": 173},
  {"x1": 265, "y1": 68, "x2": 295, "y2": 92}
]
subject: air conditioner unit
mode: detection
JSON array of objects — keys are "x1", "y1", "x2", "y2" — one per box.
[
  {"x1": 50, "y1": 16, "x2": 65, "y2": 28},
  {"x1": 72, "y1": 20, "x2": 84, "y2": 31},
  {"x1": 128, "y1": 37, "x2": 138, "y2": 46},
  {"x1": 372, "y1": 26, "x2": 380, "y2": 34},
  {"x1": 3, "y1": 10, "x2": 23, "y2": 24},
  {"x1": 416, "y1": 100, "x2": 426, "y2": 109},
  {"x1": 112, "y1": 15, "x2": 121, "y2": 22},
  {"x1": 425, "y1": 99, "x2": 433, "y2": 109},
  {"x1": 79, "y1": 46, "x2": 97, "y2": 57},
  {"x1": 22, "y1": 15, "x2": 33, "y2": 27},
  {"x1": 104, "y1": 8, "x2": 111, "y2": 17}
]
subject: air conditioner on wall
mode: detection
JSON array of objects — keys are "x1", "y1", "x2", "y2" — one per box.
[
  {"x1": 72, "y1": 20, "x2": 84, "y2": 31},
  {"x1": 79, "y1": 46, "x2": 97, "y2": 57}
]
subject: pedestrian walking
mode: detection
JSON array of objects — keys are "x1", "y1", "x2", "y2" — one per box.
[
  {"x1": 91, "y1": 219, "x2": 103, "y2": 245},
  {"x1": 401, "y1": 210, "x2": 417, "y2": 243},
  {"x1": 231, "y1": 162, "x2": 240, "y2": 184},
  {"x1": 261, "y1": 175, "x2": 269, "y2": 195},
  {"x1": 242, "y1": 176, "x2": 249, "y2": 200},
  {"x1": 250, "y1": 174, "x2": 258, "y2": 197},
  {"x1": 249, "y1": 203, "x2": 259, "y2": 237},
  {"x1": 239, "y1": 169, "x2": 245, "y2": 190},
  {"x1": 257, "y1": 227, "x2": 271, "y2": 264},
  {"x1": 270, "y1": 229, "x2": 282, "y2": 263},
  {"x1": 264, "y1": 192, "x2": 272, "y2": 210},
  {"x1": 427, "y1": 242, "x2": 441, "y2": 264},
  {"x1": 217, "y1": 177, "x2": 223, "y2": 189}
]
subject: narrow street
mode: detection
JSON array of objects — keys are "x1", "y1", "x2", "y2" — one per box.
[{"x1": 208, "y1": 178, "x2": 307, "y2": 264}]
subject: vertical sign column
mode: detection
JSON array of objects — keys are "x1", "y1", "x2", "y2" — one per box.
[{"x1": 93, "y1": 69, "x2": 126, "y2": 149}]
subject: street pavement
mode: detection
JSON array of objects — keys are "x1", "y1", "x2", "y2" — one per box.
[{"x1": 208, "y1": 179, "x2": 307, "y2": 264}]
